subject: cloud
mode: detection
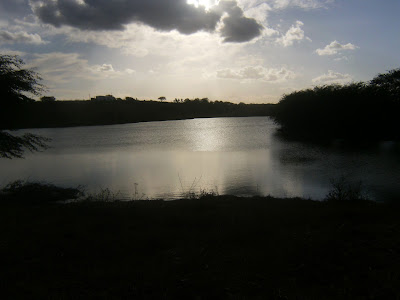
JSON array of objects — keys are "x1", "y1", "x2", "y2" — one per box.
[
  {"x1": 98, "y1": 63, "x2": 114, "y2": 72},
  {"x1": 26, "y1": 52, "x2": 132, "y2": 84},
  {"x1": 0, "y1": 0, "x2": 32, "y2": 18},
  {"x1": 218, "y1": 1, "x2": 264, "y2": 42},
  {"x1": 312, "y1": 70, "x2": 353, "y2": 84},
  {"x1": 236, "y1": 0, "x2": 331, "y2": 15},
  {"x1": 29, "y1": 0, "x2": 263, "y2": 43},
  {"x1": 30, "y1": 0, "x2": 221, "y2": 32},
  {"x1": 29, "y1": 52, "x2": 93, "y2": 83},
  {"x1": 276, "y1": 20, "x2": 307, "y2": 47},
  {"x1": 316, "y1": 40, "x2": 358, "y2": 56},
  {"x1": 269, "y1": 0, "x2": 333, "y2": 9},
  {"x1": 217, "y1": 68, "x2": 245, "y2": 79},
  {"x1": 0, "y1": 49, "x2": 27, "y2": 57},
  {"x1": 0, "y1": 30, "x2": 46, "y2": 45},
  {"x1": 217, "y1": 66, "x2": 295, "y2": 82},
  {"x1": 334, "y1": 56, "x2": 349, "y2": 62},
  {"x1": 125, "y1": 68, "x2": 136, "y2": 75},
  {"x1": 90, "y1": 63, "x2": 136, "y2": 77},
  {"x1": 242, "y1": 2, "x2": 272, "y2": 23}
]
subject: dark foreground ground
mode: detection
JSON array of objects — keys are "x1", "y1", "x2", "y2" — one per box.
[{"x1": 1, "y1": 196, "x2": 400, "y2": 299}]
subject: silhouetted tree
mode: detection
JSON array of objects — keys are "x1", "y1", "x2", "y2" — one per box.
[
  {"x1": 370, "y1": 68, "x2": 400, "y2": 99},
  {"x1": 0, "y1": 54, "x2": 49, "y2": 158},
  {"x1": 158, "y1": 96, "x2": 166, "y2": 102},
  {"x1": 273, "y1": 71, "x2": 400, "y2": 141},
  {"x1": 0, "y1": 131, "x2": 50, "y2": 159},
  {"x1": 0, "y1": 54, "x2": 45, "y2": 106}
]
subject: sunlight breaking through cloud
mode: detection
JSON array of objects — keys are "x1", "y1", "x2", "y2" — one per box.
[
  {"x1": 187, "y1": 0, "x2": 219, "y2": 10},
  {"x1": 1, "y1": 0, "x2": 397, "y2": 103},
  {"x1": 29, "y1": 0, "x2": 263, "y2": 43}
]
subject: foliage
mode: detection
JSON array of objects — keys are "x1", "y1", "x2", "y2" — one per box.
[
  {"x1": 0, "y1": 54, "x2": 45, "y2": 105},
  {"x1": 273, "y1": 69, "x2": 400, "y2": 141},
  {"x1": 40, "y1": 96, "x2": 56, "y2": 102},
  {"x1": 84, "y1": 188, "x2": 121, "y2": 202},
  {"x1": 0, "y1": 180, "x2": 83, "y2": 202},
  {"x1": 0, "y1": 99, "x2": 275, "y2": 129},
  {"x1": 0, "y1": 54, "x2": 50, "y2": 158},
  {"x1": 370, "y1": 68, "x2": 400, "y2": 99},
  {"x1": 325, "y1": 176, "x2": 368, "y2": 201},
  {"x1": 0, "y1": 130, "x2": 50, "y2": 159}
]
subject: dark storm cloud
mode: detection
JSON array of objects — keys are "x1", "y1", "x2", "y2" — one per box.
[
  {"x1": 217, "y1": 1, "x2": 263, "y2": 42},
  {"x1": 31, "y1": 0, "x2": 220, "y2": 33},
  {"x1": 30, "y1": 0, "x2": 263, "y2": 42}
]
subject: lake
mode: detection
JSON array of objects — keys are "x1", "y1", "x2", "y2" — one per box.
[{"x1": 1, "y1": 117, "x2": 400, "y2": 201}]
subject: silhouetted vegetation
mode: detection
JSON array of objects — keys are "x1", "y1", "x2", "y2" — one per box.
[
  {"x1": 40, "y1": 96, "x2": 56, "y2": 103},
  {"x1": 273, "y1": 69, "x2": 400, "y2": 141},
  {"x1": 325, "y1": 176, "x2": 368, "y2": 202},
  {"x1": 0, "y1": 98, "x2": 275, "y2": 130},
  {"x1": 0, "y1": 54, "x2": 50, "y2": 158},
  {"x1": 0, "y1": 131, "x2": 50, "y2": 159},
  {"x1": 0, "y1": 180, "x2": 82, "y2": 203},
  {"x1": 0, "y1": 54, "x2": 275, "y2": 131},
  {"x1": 370, "y1": 68, "x2": 400, "y2": 99},
  {"x1": 0, "y1": 54, "x2": 45, "y2": 106},
  {"x1": 1, "y1": 192, "x2": 400, "y2": 298}
]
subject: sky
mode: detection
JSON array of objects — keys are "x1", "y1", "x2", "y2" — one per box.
[{"x1": 0, "y1": 0, "x2": 399, "y2": 103}]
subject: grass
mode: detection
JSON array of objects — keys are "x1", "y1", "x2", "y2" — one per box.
[{"x1": 1, "y1": 186, "x2": 400, "y2": 299}]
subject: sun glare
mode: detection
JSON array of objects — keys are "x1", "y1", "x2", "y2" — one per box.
[{"x1": 187, "y1": 0, "x2": 217, "y2": 10}]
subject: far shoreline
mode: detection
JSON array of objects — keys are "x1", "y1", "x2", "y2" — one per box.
[
  {"x1": 0, "y1": 100, "x2": 276, "y2": 130},
  {"x1": 8, "y1": 115, "x2": 273, "y2": 131}
]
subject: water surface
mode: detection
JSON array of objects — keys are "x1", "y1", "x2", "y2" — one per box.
[{"x1": 1, "y1": 117, "x2": 399, "y2": 200}]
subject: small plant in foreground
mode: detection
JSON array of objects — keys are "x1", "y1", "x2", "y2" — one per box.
[
  {"x1": 178, "y1": 174, "x2": 203, "y2": 199},
  {"x1": 85, "y1": 188, "x2": 121, "y2": 202},
  {"x1": 325, "y1": 176, "x2": 368, "y2": 201},
  {"x1": 199, "y1": 188, "x2": 219, "y2": 199},
  {"x1": 131, "y1": 182, "x2": 147, "y2": 200}
]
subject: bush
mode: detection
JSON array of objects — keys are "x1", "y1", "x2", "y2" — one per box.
[
  {"x1": 272, "y1": 69, "x2": 400, "y2": 141},
  {"x1": 0, "y1": 180, "x2": 83, "y2": 203},
  {"x1": 325, "y1": 176, "x2": 368, "y2": 201}
]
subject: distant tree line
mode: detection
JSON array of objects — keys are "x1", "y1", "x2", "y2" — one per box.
[
  {"x1": 0, "y1": 53, "x2": 276, "y2": 135},
  {"x1": 0, "y1": 96, "x2": 275, "y2": 130},
  {"x1": 272, "y1": 68, "x2": 400, "y2": 141}
]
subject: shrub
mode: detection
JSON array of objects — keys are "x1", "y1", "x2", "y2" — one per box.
[
  {"x1": 325, "y1": 176, "x2": 368, "y2": 201},
  {"x1": 0, "y1": 180, "x2": 83, "y2": 203}
]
